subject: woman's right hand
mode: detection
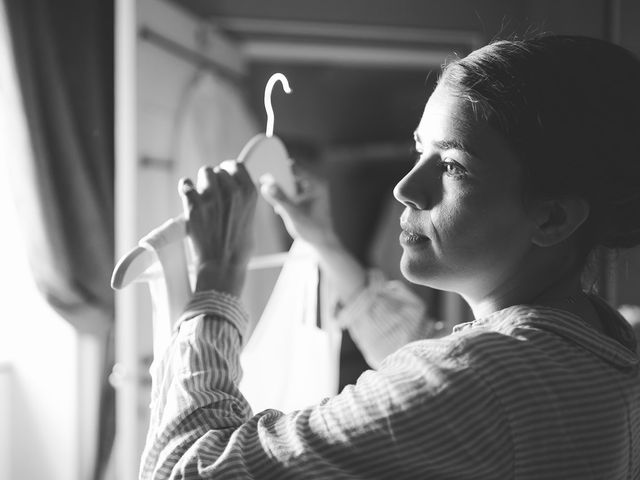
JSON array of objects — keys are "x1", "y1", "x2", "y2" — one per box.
[
  {"x1": 262, "y1": 168, "x2": 369, "y2": 303},
  {"x1": 260, "y1": 171, "x2": 338, "y2": 249},
  {"x1": 179, "y1": 161, "x2": 257, "y2": 296}
]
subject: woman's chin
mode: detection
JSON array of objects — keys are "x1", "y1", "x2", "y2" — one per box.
[
  {"x1": 399, "y1": 253, "x2": 457, "y2": 291},
  {"x1": 399, "y1": 255, "x2": 435, "y2": 286}
]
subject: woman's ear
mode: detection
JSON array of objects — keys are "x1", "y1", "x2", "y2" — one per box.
[{"x1": 531, "y1": 197, "x2": 590, "y2": 247}]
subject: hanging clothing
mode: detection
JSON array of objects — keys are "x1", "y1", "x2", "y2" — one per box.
[{"x1": 239, "y1": 240, "x2": 342, "y2": 412}]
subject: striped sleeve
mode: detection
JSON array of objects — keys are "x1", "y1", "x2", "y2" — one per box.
[
  {"x1": 139, "y1": 290, "x2": 514, "y2": 479},
  {"x1": 334, "y1": 269, "x2": 440, "y2": 367}
]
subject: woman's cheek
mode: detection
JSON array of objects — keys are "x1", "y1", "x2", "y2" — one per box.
[{"x1": 433, "y1": 197, "x2": 465, "y2": 234}]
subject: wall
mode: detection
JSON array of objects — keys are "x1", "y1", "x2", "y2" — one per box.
[
  {"x1": 613, "y1": 0, "x2": 640, "y2": 306},
  {"x1": 620, "y1": 0, "x2": 640, "y2": 54},
  {"x1": 524, "y1": 0, "x2": 609, "y2": 37}
]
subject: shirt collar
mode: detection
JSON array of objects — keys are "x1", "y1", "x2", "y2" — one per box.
[{"x1": 453, "y1": 296, "x2": 638, "y2": 371}]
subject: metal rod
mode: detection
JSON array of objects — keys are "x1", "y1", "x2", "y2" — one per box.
[
  {"x1": 138, "y1": 26, "x2": 243, "y2": 84},
  {"x1": 132, "y1": 251, "x2": 307, "y2": 284},
  {"x1": 140, "y1": 155, "x2": 173, "y2": 169}
]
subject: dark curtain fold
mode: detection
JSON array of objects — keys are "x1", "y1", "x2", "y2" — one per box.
[{"x1": 3, "y1": 0, "x2": 115, "y2": 478}]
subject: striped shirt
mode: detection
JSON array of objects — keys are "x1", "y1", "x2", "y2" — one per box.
[{"x1": 140, "y1": 290, "x2": 640, "y2": 479}]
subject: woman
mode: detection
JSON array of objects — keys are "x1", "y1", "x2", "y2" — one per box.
[{"x1": 141, "y1": 36, "x2": 640, "y2": 479}]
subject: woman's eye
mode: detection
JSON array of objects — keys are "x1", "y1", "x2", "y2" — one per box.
[{"x1": 440, "y1": 160, "x2": 466, "y2": 177}]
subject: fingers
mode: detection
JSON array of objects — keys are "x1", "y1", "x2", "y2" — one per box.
[
  {"x1": 260, "y1": 175, "x2": 305, "y2": 225},
  {"x1": 233, "y1": 161, "x2": 256, "y2": 195},
  {"x1": 183, "y1": 162, "x2": 258, "y2": 221},
  {"x1": 178, "y1": 177, "x2": 199, "y2": 217},
  {"x1": 195, "y1": 164, "x2": 234, "y2": 201},
  {"x1": 186, "y1": 162, "x2": 257, "y2": 230},
  {"x1": 197, "y1": 161, "x2": 256, "y2": 196},
  {"x1": 197, "y1": 166, "x2": 216, "y2": 194},
  {"x1": 259, "y1": 175, "x2": 291, "y2": 207},
  {"x1": 218, "y1": 159, "x2": 237, "y2": 175}
]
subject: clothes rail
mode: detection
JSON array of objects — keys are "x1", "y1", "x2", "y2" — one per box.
[{"x1": 138, "y1": 26, "x2": 243, "y2": 84}]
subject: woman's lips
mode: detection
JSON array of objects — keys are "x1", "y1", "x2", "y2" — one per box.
[{"x1": 399, "y1": 230, "x2": 429, "y2": 245}]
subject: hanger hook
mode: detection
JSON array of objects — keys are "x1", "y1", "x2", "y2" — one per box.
[{"x1": 264, "y1": 73, "x2": 292, "y2": 138}]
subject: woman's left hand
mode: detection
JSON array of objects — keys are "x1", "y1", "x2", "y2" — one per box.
[{"x1": 179, "y1": 160, "x2": 257, "y2": 296}]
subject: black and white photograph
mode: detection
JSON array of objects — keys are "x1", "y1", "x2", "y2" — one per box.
[{"x1": 0, "y1": 1, "x2": 639, "y2": 479}]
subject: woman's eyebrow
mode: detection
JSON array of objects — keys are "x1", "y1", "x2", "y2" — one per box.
[
  {"x1": 433, "y1": 139, "x2": 477, "y2": 156},
  {"x1": 413, "y1": 132, "x2": 477, "y2": 157}
]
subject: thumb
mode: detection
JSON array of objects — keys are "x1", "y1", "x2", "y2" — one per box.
[
  {"x1": 260, "y1": 175, "x2": 294, "y2": 211},
  {"x1": 260, "y1": 176, "x2": 310, "y2": 237}
]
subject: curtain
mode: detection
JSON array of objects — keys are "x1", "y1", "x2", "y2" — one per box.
[{"x1": 3, "y1": 0, "x2": 115, "y2": 478}]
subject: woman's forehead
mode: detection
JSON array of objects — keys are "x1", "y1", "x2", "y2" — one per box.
[
  {"x1": 417, "y1": 85, "x2": 485, "y2": 144},
  {"x1": 415, "y1": 84, "x2": 516, "y2": 165}
]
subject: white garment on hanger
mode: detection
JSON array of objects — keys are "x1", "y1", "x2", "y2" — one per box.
[{"x1": 239, "y1": 240, "x2": 342, "y2": 413}]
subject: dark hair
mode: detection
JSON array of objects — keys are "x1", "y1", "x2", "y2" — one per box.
[{"x1": 440, "y1": 35, "x2": 640, "y2": 256}]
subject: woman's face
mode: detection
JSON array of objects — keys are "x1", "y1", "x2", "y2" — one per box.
[{"x1": 394, "y1": 83, "x2": 537, "y2": 300}]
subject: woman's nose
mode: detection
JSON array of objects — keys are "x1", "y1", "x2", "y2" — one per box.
[{"x1": 393, "y1": 164, "x2": 433, "y2": 210}]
